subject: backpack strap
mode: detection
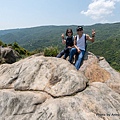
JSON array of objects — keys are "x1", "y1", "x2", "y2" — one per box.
[
  {"x1": 74, "y1": 35, "x2": 77, "y2": 41},
  {"x1": 65, "y1": 36, "x2": 68, "y2": 40},
  {"x1": 85, "y1": 34, "x2": 87, "y2": 51}
]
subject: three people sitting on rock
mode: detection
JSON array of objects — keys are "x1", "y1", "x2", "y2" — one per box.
[{"x1": 57, "y1": 26, "x2": 95, "y2": 70}]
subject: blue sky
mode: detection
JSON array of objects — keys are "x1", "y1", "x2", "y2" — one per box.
[{"x1": 0, "y1": 0, "x2": 120, "y2": 30}]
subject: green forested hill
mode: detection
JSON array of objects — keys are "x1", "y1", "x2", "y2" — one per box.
[
  {"x1": 87, "y1": 38, "x2": 120, "y2": 71},
  {"x1": 0, "y1": 22, "x2": 120, "y2": 51},
  {"x1": 0, "y1": 26, "x2": 73, "y2": 51},
  {"x1": 0, "y1": 22, "x2": 120, "y2": 71}
]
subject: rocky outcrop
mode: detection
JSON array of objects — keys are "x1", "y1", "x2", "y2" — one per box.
[
  {"x1": 0, "y1": 56, "x2": 88, "y2": 97},
  {"x1": 0, "y1": 53, "x2": 120, "y2": 120},
  {"x1": 80, "y1": 52, "x2": 110, "y2": 83},
  {"x1": 80, "y1": 52, "x2": 120, "y2": 94},
  {"x1": 0, "y1": 47, "x2": 20, "y2": 64}
]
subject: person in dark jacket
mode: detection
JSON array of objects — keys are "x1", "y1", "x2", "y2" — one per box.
[{"x1": 57, "y1": 28, "x2": 74, "y2": 59}]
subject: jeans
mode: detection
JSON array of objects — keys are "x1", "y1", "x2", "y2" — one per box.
[
  {"x1": 69, "y1": 48, "x2": 85, "y2": 70},
  {"x1": 57, "y1": 48, "x2": 71, "y2": 59}
]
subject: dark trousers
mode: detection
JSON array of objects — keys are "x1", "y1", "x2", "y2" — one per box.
[{"x1": 57, "y1": 48, "x2": 71, "y2": 59}]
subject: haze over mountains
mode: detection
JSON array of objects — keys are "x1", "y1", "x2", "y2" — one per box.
[{"x1": 0, "y1": 22, "x2": 120, "y2": 71}]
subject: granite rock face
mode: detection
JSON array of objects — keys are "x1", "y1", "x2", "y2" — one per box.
[
  {"x1": 0, "y1": 47, "x2": 20, "y2": 64},
  {"x1": 80, "y1": 52, "x2": 120, "y2": 94},
  {"x1": 0, "y1": 56, "x2": 88, "y2": 97},
  {"x1": 0, "y1": 53, "x2": 120, "y2": 120}
]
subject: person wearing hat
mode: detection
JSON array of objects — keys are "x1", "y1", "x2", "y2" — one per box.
[{"x1": 69, "y1": 26, "x2": 95, "y2": 70}]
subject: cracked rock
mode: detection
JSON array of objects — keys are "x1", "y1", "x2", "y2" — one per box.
[{"x1": 0, "y1": 53, "x2": 120, "y2": 120}]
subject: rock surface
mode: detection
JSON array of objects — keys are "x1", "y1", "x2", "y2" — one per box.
[
  {"x1": 0, "y1": 56, "x2": 88, "y2": 97},
  {"x1": 0, "y1": 53, "x2": 120, "y2": 120},
  {"x1": 0, "y1": 47, "x2": 20, "y2": 64},
  {"x1": 80, "y1": 52, "x2": 120, "y2": 94}
]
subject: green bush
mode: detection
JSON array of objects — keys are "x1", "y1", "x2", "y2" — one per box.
[
  {"x1": 12, "y1": 42, "x2": 20, "y2": 49},
  {"x1": 8, "y1": 43, "x2": 13, "y2": 46},
  {"x1": 12, "y1": 42, "x2": 31, "y2": 56},
  {"x1": 44, "y1": 46, "x2": 59, "y2": 57},
  {"x1": 0, "y1": 40, "x2": 4, "y2": 46},
  {"x1": 14, "y1": 48, "x2": 20, "y2": 53}
]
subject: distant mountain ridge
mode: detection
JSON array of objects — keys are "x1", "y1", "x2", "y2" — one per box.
[{"x1": 0, "y1": 22, "x2": 120, "y2": 51}]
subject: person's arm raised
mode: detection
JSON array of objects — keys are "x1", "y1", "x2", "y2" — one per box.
[
  {"x1": 86, "y1": 29, "x2": 95, "y2": 42},
  {"x1": 61, "y1": 34, "x2": 66, "y2": 44}
]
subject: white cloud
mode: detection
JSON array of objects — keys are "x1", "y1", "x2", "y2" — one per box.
[{"x1": 81, "y1": 0, "x2": 120, "y2": 21}]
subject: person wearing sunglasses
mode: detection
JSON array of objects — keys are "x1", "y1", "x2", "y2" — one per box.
[
  {"x1": 69, "y1": 26, "x2": 95, "y2": 70},
  {"x1": 57, "y1": 28, "x2": 74, "y2": 59}
]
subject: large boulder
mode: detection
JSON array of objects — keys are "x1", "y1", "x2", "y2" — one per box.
[
  {"x1": 0, "y1": 47, "x2": 20, "y2": 64},
  {"x1": 0, "y1": 55, "x2": 88, "y2": 97},
  {"x1": 0, "y1": 54, "x2": 120, "y2": 120}
]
